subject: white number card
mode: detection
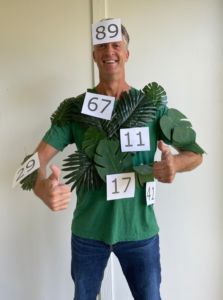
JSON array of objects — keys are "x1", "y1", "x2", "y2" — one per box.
[
  {"x1": 81, "y1": 92, "x2": 115, "y2": 120},
  {"x1": 120, "y1": 127, "x2": 150, "y2": 152},
  {"x1": 106, "y1": 172, "x2": 135, "y2": 200},
  {"x1": 12, "y1": 152, "x2": 40, "y2": 188},
  {"x1": 92, "y1": 18, "x2": 122, "y2": 45},
  {"x1": 146, "y1": 181, "x2": 156, "y2": 206}
]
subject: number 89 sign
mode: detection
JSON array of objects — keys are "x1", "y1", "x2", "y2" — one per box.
[{"x1": 92, "y1": 18, "x2": 122, "y2": 45}]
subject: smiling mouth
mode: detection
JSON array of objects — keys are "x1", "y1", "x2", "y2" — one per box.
[{"x1": 103, "y1": 59, "x2": 118, "y2": 64}]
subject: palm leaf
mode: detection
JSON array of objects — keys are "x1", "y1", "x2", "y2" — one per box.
[
  {"x1": 20, "y1": 170, "x2": 38, "y2": 191},
  {"x1": 174, "y1": 142, "x2": 205, "y2": 154},
  {"x1": 160, "y1": 108, "x2": 195, "y2": 145},
  {"x1": 51, "y1": 94, "x2": 106, "y2": 130},
  {"x1": 71, "y1": 113, "x2": 105, "y2": 130},
  {"x1": 160, "y1": 108, "x2": 205, "y2": 154},
  {"x1": 62, "y1": 151, "x2": 102, "y2": 192},
  {"x1": 82, "y1": 127, "x2": 106, "y2": 159},
  {"x1": 106, "y1": 89, "x2": 157, "y2": 138},
  {"x1": 133, "y1": 164, "x2": 154, "y2": 187},
  {"x1": 94, "y1": 138, "x2": 133, "y2": 181},
  {"x1": 51, "y1": 97, "x2": 82, "y2": 126},
  {"x1": 142, "y1": 82, "x2": 168, "y2": 106}
]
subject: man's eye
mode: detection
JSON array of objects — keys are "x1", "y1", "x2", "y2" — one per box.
[{"x1": 113, "y1": 44, "x2": 121, "y2": 49}]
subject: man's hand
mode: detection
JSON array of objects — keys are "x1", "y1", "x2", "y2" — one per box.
[
  {"x1": 153, "y1": 140, "x2": 203, "y2": 183},
  {"x1": 34, "y1": 164, "x2": 72, "y2": 211},
  {"x1": 153, "y1": 140, "x2": 176, "y2": 183}
]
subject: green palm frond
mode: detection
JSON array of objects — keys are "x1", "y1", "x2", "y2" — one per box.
[
  {"x1": 20, "y1": 170, "x2": 38, "y2": 191},
  {"x1": 94, "y1": 139, "x2": 133, "y2": 181},
  {"x1": 62, "y1": 151, "x2": 102, "y2": 192},
  {"x1": 174, "y1": 142, "x2": 205, "y2": 154},
  {"x1": 133, "y1": 164, "x2": 154, "y2": 187},
  {"x1": 51, "y1": 94, "x2": 106, "y2": 130},
  {"x1": 71, "y1": 113, "x2": 105, "y2": 130},
  {"x1": 82, "y1": 127, "x2": 106, "y2": 159},
  {"x1": 106, "y1": 89, "x2": 157, "y2": 138},
  {"x1": 160, "y1": 108, "x2": 205, "y2": 154},
  {"x1": 143, "y1": 82, "x2": 167, "y2": 106},
  {"x1": 160, "y1": 108, "x2": 195, "y2": 145},
  {"x1": 51, "y1": 97, "x2": 81, "y2": 126}
]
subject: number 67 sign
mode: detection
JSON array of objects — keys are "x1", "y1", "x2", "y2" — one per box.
[{"x1": 81, "y1": 92, "x2": 115, "y2": 120}]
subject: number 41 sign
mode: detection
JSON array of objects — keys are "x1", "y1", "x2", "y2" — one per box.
[{"x1": 146, "y1": 181, "x2": 156, "y2": 206}]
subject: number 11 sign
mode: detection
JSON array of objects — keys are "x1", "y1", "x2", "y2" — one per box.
[{"x1": 120, "y1": 127, "x2": 150, "y2": 152}]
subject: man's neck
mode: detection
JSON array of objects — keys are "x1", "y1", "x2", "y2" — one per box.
[{"x1": 95, "y1": 79, "x2": 131, "y2": 99}]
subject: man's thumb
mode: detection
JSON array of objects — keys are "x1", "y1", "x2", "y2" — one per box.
[
  {"x1": 157, "y1": 140, "x2": 171, "y2": 159},
  {"x1": 49, "y1": 164, "x2": 61, "y2": 182},
  {"x1": 157, "y1": 140, "x2": 167, "y2": 152}
]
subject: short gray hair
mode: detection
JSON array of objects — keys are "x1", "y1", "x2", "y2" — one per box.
[
  {"x1": 99, "y1": 18, "x2": 130, "y2": 46},
  {"x1": 121, "y1": 23, "x2": 130, "y2": 46}
]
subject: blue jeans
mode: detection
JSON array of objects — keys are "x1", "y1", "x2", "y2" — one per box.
[{"x1": 71, "y1": 234, "x2": 161, "y2": 300}]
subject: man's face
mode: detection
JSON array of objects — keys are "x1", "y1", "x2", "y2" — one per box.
[{"x1": 93, "y1": 40, "x2": 129, "y2": 78}]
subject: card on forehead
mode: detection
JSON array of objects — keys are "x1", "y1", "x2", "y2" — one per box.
[{"x1": 92, "y1": 18, "x2": 122, "y2": 45}]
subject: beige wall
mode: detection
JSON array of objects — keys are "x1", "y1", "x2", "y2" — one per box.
[
  {"x1": 0, "y1": 0, "x2": 222, "y2": 299},
  {"x1": 107, "y1": 1, "x2": 223, "y2": 299},
  {"x1": 0, "y1": 1, "x2": 92, "y2": 299}
]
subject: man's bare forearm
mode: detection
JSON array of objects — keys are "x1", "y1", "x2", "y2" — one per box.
[
  {"x1": 173, "y1": 151, "x2": 203, "y2": 173},
  {"x1": 153, "y1": 141, "x2": 203, "y2": 183},
  {"x1": 33, "y1": 141, "x2": 72, "y2": 211}
]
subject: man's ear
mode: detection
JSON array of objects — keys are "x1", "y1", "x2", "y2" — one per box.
[
  {"x1": 125, "y1": 50, "x2": 130, "y2": 62},
  {"x1": 92, "y1": 50, "x2": 96, "y2": 62}
]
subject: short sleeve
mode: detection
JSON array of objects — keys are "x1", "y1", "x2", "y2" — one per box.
[{"x1": 42, "y1": 123, "x2": 75, "y2": 151}]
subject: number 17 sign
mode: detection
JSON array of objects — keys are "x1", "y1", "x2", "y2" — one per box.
[{"x1": 106, "y1": 172, "x2": 135, "y2": 200}]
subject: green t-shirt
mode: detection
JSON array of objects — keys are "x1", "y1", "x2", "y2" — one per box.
[{"x1": 43, "y1": 88, "x2": 167, "y2": 245}]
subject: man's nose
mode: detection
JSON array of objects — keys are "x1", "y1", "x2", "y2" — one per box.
[{"x1": 104, "y1": 43, "x2": 114, "y2": 54}]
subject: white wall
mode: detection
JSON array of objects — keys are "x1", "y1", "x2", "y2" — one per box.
[
  {"x1": 0, "y1": 1, "x2": 92, "y2": 299},
  {"x1": 107, "y1": 0, "x2": 223, "y2": 299},
  {"x1": 0, "y1": 0, "x2": 222, "y2": 300}
]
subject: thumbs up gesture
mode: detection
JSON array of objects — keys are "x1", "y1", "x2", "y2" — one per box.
[
  {"x1": 153, "y1": 140, "x2": 176, "y2": 183},
  {"x1": 34, "y1": 164, "x2": 72, "y2": 211},
  {"x1": 48, "y1": 165, "x2": 62, "y2": 189}
]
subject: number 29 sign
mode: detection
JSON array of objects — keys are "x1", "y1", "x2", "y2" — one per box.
[
  {"x1": 92, "y1": 18, "x2": 122, "y2": 45},
  {"x1": 12, "y1": 152, "x2": 40, "y2": 188}
]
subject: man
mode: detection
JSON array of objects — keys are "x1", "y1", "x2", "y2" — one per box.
[{"x1": 32, "y1": 21, "x2": 203, "y2": 300}]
